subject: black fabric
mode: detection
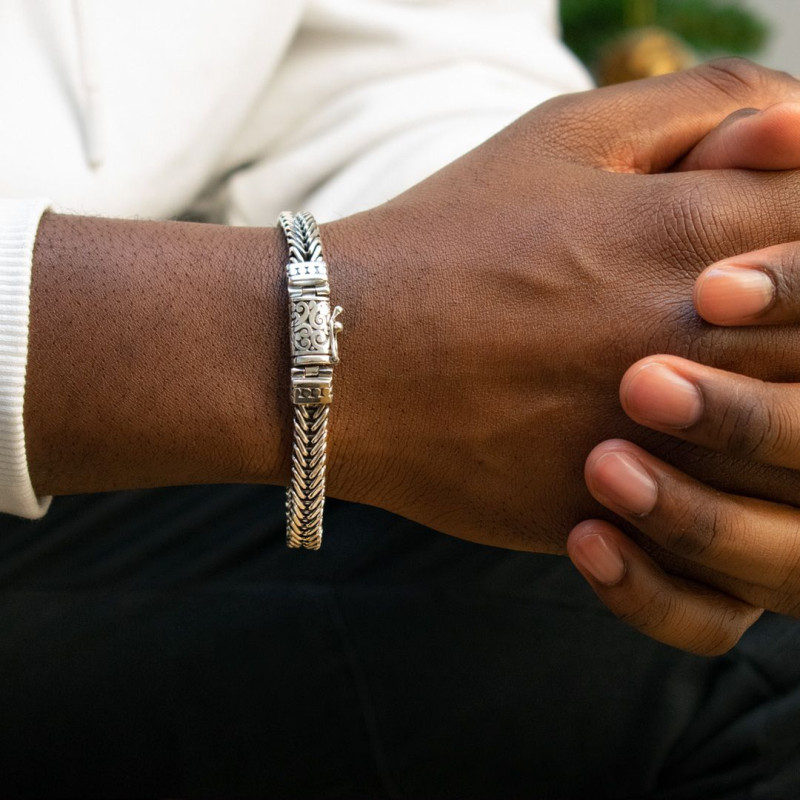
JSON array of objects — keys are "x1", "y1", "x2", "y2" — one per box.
[{"x1": 0, "y1": 486, "x2": 798, "y2": 799}]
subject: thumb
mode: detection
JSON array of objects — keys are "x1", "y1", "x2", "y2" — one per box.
[
  {"x1": 675, "y1": 101, "x2": 800, "y2": 171},
  {"x1": 542, "y1": 59, "x2": 800, "y2": 174}
]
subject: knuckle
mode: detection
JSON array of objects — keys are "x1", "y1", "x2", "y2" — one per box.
[
  {"x1": 523, "y1": 92, "x2": 590, "y2": 147},
  {"x1": 683, "y1": 604, "x2": 756, "y2": 657},
  {"x1": 764, "y1": 394, "x2": 800, "y2": 464},
  {"x1": 652, "y1": 179, "x2": 729, "y2": 271},
  {"x1": 655, "y1": 172, "x2": 797, "y2": 267},
  {"x1": 708, "y1": 387, "x2": 771, "y2": 460},
  {"x1": 696, "y1": 57, "x2": 769, "y2": 99},
  {"x1": 534, "y1": 91, "x2": 582, "y2": 117},
  {"x1": 768, "y1": 246, "x2": 800, "y2": 311},
  {"x1": 616, "y1": 588, "x2": 673, "y2": 633},
  {"x1": 710, "y1": 385, "x2": 800, "y2": 463},
  {"x1": 690, "y1": 58, "x2": 800, "y2": 118},
  {"x1": 657, "y1": 493, "x2": 726, "y2": 561},
  {"x1": 527, "y1": 90, "x2": 631, "y2": 164},
  {"x1": 686, "y1": 626, "x2": 740, "y2": 657},
  {"x1": 610, "y1": 581, "x2": 756, "y2": 656},
  {"x1": 725, "y1": 173, "x2": 795, "y2": 254}
]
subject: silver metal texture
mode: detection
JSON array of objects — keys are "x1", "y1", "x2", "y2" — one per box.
[{"x1": 278, "y1": 211, "x2": 343, "y2": 549}]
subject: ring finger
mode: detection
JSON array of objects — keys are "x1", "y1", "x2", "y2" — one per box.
[{"x1": 583, "y1": 439, "x2": 800, "y2": 614}]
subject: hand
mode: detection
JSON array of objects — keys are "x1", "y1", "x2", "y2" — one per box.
[
  {"x1": 568, "y1": 244, "x2": 800, "y2": 656},
  {"x1": 565, "y1": 101, "x2": 800, "y2": 656},
  {"x1": 322, "y1": 59, "x2": 800, "y2": 557}
]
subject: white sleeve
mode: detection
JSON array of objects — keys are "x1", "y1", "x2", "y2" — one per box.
[
  {"x1": 223, "y1": 0, "x2": 592, "y2": 225},
  {"x1": 0, "y1": 197, "x2": 51, "y2": 519}
]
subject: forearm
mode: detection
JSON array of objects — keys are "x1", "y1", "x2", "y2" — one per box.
[
  {"x1": 21, "y1": 58, "x2": 800, "y2": 557},
  {"x1": 25, "y1": 213, "x2": 293, "y2": 495}
]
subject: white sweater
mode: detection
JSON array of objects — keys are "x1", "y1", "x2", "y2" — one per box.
[{"x1": 0, "y1": 0, "x2": 590, "y2": 518}]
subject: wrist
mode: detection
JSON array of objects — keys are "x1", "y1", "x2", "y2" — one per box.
[
  {"x1": 317, "y1": 213, "x2": 386, "y2": 506},
  {"x1": 319, "y1": 207, "x2": 432, "y2": 514}
]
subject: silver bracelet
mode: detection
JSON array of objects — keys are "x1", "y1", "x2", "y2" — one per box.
[{"x1": 278, "y1": 211, "x2": 343, "y2": 550}]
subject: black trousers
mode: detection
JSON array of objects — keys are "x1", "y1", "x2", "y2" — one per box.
[{"x1": 0, "y1": 485, "x2": 798, "y2": 799}]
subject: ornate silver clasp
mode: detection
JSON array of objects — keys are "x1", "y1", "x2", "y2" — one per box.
[{"x1": 287, "y1": 260, "x2": 342, "y2": 406}]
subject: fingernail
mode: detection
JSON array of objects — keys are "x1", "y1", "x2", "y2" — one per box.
[
  {"x1": 623, "y1": 363, "x2": 703, "y2": 429},
  {"x1": 591, "y1": 452, "x2": 658, "y2": 516},
  {"x1": 695, "y1": 266, "x2": 775, "y2": 323},
  {"x1": 572, "y1": 532, "x2": 626, "y2": 586}
]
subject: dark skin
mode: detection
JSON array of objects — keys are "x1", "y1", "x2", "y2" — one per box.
[
  {"x1": 563, "y1": 100, "x2": 800, "y2": 656},
  {"x1": 22, "y1": 60, "x2": 800, "y2": 649},
  {"x1": 27, "y1": 217, "x2": 292, "y2": 493}
]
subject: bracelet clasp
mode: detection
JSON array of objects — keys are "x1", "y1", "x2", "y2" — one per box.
[{"x1": 287, "y1": 260, "x2": 342, "y2": 406}]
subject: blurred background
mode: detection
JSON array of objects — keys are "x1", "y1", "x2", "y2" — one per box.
[
  {"x1": 560, "y1": 0, "x2": 800, "y2": 85},
  {"x1": 748, "y1": 0, "x2": 800, "y2": 74}
]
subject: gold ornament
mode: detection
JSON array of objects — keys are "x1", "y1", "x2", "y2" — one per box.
[{"x1": 598, "y1": 26, "x2": 697, "y2": 86}]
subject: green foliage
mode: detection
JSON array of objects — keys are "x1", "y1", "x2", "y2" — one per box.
[{"x1": 560, "y1": 0, "x2": 769, "y2": 69}]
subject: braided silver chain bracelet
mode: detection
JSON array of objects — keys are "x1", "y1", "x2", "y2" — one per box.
[{"x1": 278, "y1": 211, "x2": 343, "y2": 550}]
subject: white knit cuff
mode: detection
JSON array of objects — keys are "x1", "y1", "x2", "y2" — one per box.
[{"x1": 0, "y1": 197, "x2": 51, "y2": 519}]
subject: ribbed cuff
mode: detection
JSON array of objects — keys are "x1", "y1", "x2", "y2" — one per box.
[{"x1": 0, "y1": 198, "x2": 51, "y2": 519}]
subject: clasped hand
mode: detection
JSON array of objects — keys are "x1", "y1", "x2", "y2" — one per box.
[
  {"x1": 568, "y1": 86, "x2": 800, "y2": 656},
  {"x1": 325, "y1": 59, "x2": 800, "y2": 656}
]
